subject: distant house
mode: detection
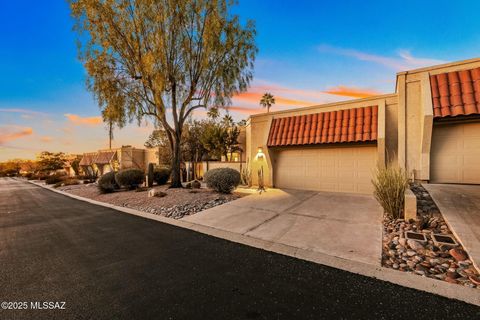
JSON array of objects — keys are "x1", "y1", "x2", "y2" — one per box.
[{"x1": 79, "y1": 146, "x2": 158, "y2": 176}]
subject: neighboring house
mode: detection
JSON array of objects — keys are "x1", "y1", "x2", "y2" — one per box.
[
  {"x1": 63, "y1": 154, "x2": 82, "y2": 177},
  {"x1": 79, "y1": 146, "x2": 158, "y2": 176},
  {"x1": 246, "y1": 57, "x2": 480, "y2": 194}
]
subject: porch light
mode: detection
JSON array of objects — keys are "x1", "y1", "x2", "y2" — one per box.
[{"x1": 255, "y1": 147, "x2": 265, "y2": 160}]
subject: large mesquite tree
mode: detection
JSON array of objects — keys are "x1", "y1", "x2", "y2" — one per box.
[{"x1": 70, "y1": 0, "x2": 257, "y2": 187}]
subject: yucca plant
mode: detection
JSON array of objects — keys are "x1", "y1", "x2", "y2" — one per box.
[{"x1": 372, "y1": 165, "x2": 409, "y2": 219}]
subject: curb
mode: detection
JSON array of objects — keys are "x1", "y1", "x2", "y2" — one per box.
[{"x1": 28, "y1": 180, "x2": 480, "y2": 306}]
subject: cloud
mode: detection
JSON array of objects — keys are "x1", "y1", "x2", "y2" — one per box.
[
  {"x1": 64, "y1": 113, "x2": 102, "y2": 126},
  {"x1": 318, "y1": 44, "x2": 447, "y2": 71},
  {"x1": 40, "y1": 136, "x2": 53, "y2": 143},
  {"x1": 223, "y1": 106, "x2": 264, "y2": 115},
  {"x1": 323, "y1": 86, "x2": 382, "y2": 98},
  {"x1": 234, "y1": 91, "x2": 315, "y2": 107},
  {"x1": 0, "y1": 125, "x2": 34, "y2": 145},
  {"x1": 0, "y1": 108, "x2": 48, "y2": 116}
]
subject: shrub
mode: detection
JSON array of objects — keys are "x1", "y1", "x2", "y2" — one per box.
[
  {"x1": 153, "y1": 168, "x2": 171, "y2": 185},
  {"x1": 98, "y1": 171, "x2": 119, "y2": 193},
  {"x1": 53, "y1": 178, "x2": 80, "y2": 189},
  {"x1": 372, "y1": 165, "x2": 409, "y2": 219},
  {"x1": 147, "y1": 163, "x2": 154, "y2": 187},
  {"x1": 204, "y1": 168, "x2": 240, "y2": 194},
  {"x1": 45, "y1": 174, "x2": 65, "y2": 185},
  {"x1": 115, "y1": 168, "x2": 144, "y2": 190}
]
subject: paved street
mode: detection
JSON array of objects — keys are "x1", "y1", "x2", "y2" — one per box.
[{"x1": 0, "y1": 178, "x2": 479, "y2": 319}]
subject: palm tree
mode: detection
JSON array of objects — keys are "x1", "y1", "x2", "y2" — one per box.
[{"x1": 260, "y1": 92, "x2": 275, "y2": 113}]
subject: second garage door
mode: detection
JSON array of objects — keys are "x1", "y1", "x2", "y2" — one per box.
[
  {"x1": 273, "y1": 145, "x2": 377, "y2": 194},
  {"x1": 430, "y1": 121, "x2": 480, "y2": 184}
]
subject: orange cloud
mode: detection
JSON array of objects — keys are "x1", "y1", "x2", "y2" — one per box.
[
  {"x1": 223, "y1": 106, "x2": 263, "y2": 115},
  {"x1": 323, "y1": 86, "x2": 382, "y2": 98},
  {"x1": 65, "y1": 113, "x2": 102, "y2": 126},
  {"x1": 0, "y1": 125, "x2": 33, "y2": 144},
  {"x1": 40, "y1": 136, "x2": 53, "y2": 143},
  {"x1": 234, "y1": 92, "x2": 314, "y2": 107}
]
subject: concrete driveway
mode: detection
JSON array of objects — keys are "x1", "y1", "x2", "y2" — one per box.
[
  {"x1": 424, "y1": 184, "x2": 480, "y2": 270},
  {"x1": 182, "y1": 188, "x2": 383, "y2": 265}
]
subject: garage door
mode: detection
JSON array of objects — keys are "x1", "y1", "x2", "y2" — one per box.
[
  {"x1": 431, "y1": 122, "x2": 480, "y2": 184},
  {"x1": 274, "y1": 145, "x2": 377, "y2": 194}
]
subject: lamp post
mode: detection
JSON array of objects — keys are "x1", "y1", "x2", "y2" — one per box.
[{"x1": 255, "y1": 147, "x2": 266, "y2": 193}]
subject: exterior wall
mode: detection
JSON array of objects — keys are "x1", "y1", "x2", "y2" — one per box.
[
  {"x1": 207, "y1": 161, "x2": 245, "y2": 172},
  {"x1": 143, "y1": 148, "x2": 159, "y2": 168},
  {"x1": 398, "y1": 58, "x2": 480, "y2": 181},
  {"x1": 247, "y1": 94, "x2": 397, "y2": 187}
]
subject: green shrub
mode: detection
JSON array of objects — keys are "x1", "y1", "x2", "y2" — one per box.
[
  {"x1": 98, "y1": 171, "x2": 119, "y2": 193},
  {"x1": 372, "y1": 165, "x2": 409, "y2": 219},
  {"x1": 153, "y1": 168, "x2": 171, "y2": 185},
  {"x1": 204, "y1": 168, "x2": 240, "y2": 194},
  {"x1": 115, "y1": 169, "x2": 145, "y2": 190},
  {"x1": 45, "y1": 174, "x2": 65, "y2": 185}
]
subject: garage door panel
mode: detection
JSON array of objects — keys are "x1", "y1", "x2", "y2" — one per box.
[
  {"x1": 274, "y1": 146, "x2": 376, "y2": 194},
  {"x1": 431, "y1": 122, "x2": 480, "y2": 184}
]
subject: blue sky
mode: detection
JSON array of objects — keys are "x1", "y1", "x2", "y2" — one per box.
[{"x1": 1, "y1": 0, "x2": 480, "y2": 160}]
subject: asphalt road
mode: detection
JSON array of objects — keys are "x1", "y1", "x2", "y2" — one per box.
[{"x1": 0, "y1": 178, "x2": 479, "y2": 319}]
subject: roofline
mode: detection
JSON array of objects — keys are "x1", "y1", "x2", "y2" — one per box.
[
  {"x1": 396, "y1": 57, "x2": 480, "y2": 75},
  {"x1": 249, "y1": 93, "x2": 397, "y2": 118}
]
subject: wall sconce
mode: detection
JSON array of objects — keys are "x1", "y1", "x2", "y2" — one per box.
[{"x1": 255, "y1": 147, "x2": 265, "y2": 160}]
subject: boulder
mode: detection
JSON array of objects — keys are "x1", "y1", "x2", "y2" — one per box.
[
  {"x1": 449, "y1": 248, "x2": 468, "y2": 262},
  {"x1": 148, "y1": 189, "x2": 167, "y2": 198}
]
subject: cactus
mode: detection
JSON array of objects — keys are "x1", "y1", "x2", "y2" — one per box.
[{"x1": 147, "y1": 163, "x2": 154, "y2": 187}]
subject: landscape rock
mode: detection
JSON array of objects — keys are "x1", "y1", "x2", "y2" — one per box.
[
  {"x1": 449, "y1": 248, "x2": 468, "y2": 262},
  {"x1": 148, "y1": 189, "x2": 167, "y2": 198}
]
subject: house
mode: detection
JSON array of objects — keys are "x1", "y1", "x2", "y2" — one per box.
[
  {"x1": 79, "y1": 145, "x2": 158, "y2": 176},
  {"x1": 245, "y1": 57, "x2": 480, "y2": 194}
]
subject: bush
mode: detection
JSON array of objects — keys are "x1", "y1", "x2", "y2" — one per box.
[
  {"x1": 53, "y1": 178, "x2": 80, "y2": 189},
  {"x1": 115, "y1": 169, "x2": 145, "y2": 190},
  {"x1": 153, "y1": 168, "x2": 171, "y2": 185},
  {"x1": 204, "y1": 168, "x2": 240, "y2": 194},
  {"x1": 98, "y1": 171, "x2": 119, "y2": 193},
  {"x1": 372, "y1": 165, "x2": 409, "y2": 219},
  {"x1": 45, "y1": 174, "x2": 66, "y2": 185}
]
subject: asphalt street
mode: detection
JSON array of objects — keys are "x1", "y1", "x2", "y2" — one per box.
[{"x1": 0, "y1": 177, "x2": 479, "y2": 319}]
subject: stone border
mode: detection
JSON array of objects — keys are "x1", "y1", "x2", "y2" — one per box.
[{"x1": 27, "y1": 180, "x2": 480, "y2": 306}]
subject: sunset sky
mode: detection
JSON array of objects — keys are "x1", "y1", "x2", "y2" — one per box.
[{"x1": 1, "y1": 0, "x2": 480, "y2": 161}]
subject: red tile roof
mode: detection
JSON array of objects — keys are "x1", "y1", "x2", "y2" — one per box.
[
  {"x1": 267, "y1": 106, "x2": 378, "y2": 147},
  {"x1": 430, "y1": 67, "x2": 480, "y2": 118},
  {"x1": 79, "y1": 153, "x2": 96, "y2": 166}
]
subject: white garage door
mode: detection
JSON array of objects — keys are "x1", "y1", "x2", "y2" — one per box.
[
  {"x1": 431, "y1": 122, "x2": 480, "y2": 184},
  {"x1": 274, "y1": 145, "x2": 377, "y2": 194}
]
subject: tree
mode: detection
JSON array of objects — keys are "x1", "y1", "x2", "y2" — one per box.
[
  {"x1": 183, "y1": 119, "x2": 208, "y2": 179},
  {"x1": 200, "y1": 116, "x2": 241, "y2": 161},
  {"x1": 70, "y1": 0, "x2": 257, "y2": 187},
  {"x1": 260, "y1": 92, "x2": 275, "y2": 113},
  {"x1": 144, "y1": 128, "x2": 174, "y2": 166},
  {"x1": 37, "y1": 152, "x2": 67, "y2": 173}
]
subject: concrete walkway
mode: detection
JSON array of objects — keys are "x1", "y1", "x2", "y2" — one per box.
[
  {"x1": 182, "y1": 188, "x2": 383, "y2": 265},
  {"x1": 424, "y1": 184, "x2": 480, "y2": 270}
]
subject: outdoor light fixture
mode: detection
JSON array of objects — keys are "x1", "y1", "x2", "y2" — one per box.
[{"x1": 255, "y1": 147, "x2": 265, "y2": 160}]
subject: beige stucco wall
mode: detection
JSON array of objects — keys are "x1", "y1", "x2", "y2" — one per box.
[
  {"x1": 246, "y1": 94, "x2": 398, "y2": 187},
  {"x1": 397, "y1": 57, "x2": 480, "y2": 181}
]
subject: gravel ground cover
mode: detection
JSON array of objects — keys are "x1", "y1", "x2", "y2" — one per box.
[
  {"x1": 382, "y1": 182, "x2": 480, "y2": 288},
  {"x1": 58, "y1": 183, "x2": 244, "y2": 219}
]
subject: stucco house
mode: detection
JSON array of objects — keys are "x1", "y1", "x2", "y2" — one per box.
[
  {"x1": 245, "y1": 58, "x2": 480, "y2": 194},
  {"x1": 79, "y1": 145, "x2": 158, "y2": 176}
]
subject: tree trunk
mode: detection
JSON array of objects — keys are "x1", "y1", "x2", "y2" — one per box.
[{"x1": 170, "y1": 137, "x2": 183, "y2": 188}]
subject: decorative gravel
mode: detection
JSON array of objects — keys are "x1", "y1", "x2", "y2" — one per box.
[
  {"x1": 382, "y1": 183, "x2": 480, "y2": 288},
  {"x1": 58, "y1": 183, "x2": 244, "y2": 219}
]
